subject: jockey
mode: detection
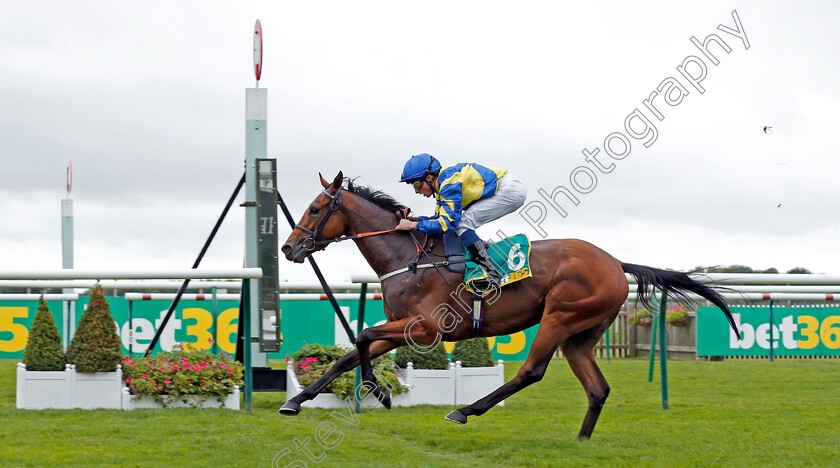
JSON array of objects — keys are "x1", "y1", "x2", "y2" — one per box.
[{"x1": 395, "y1": 153, "x2": 527, "y2": 285}]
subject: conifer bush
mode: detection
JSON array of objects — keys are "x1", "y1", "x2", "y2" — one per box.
[
  {"x1": 451, "y1": 337, "x2": 495, "y2": 367},
  {"x1": 394, "y1": 341, "x2": 449, "y2": 369},
  {"x1": 22, "y1": 297, "x2": 66, "y2": 371},
  {"x1": 66, "y1": 285, "x2": 123, "y2": 372}
]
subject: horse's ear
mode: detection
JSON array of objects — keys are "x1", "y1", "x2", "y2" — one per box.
[
  {"x1": 319, "y1": 172, "x2": 329, "y2": 189},
  {"x1": 330, "y1": 171, "x2": 344, "y2": 191}
]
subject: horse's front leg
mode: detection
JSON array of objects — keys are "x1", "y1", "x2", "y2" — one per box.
[
  {"x1": 355, "y1": 316, "x2": 440, "y2": 410},
  {"x1": 279, "y1": 340, "x2": 397, "y2": 415}
]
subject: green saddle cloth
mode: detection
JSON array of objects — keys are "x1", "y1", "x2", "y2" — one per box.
[{"x1": 464, "y1": 233, "x2": 532, "y2": 294}]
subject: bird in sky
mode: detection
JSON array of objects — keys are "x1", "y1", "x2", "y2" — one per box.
[{"x1": 763, "y1": 126, "x2": 773, "y2": 134}]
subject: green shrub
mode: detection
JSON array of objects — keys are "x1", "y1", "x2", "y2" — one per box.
[
  {"x1": 292, "y1": 344, "x2": 407, "y2": 400},
  {"x1": 451, "y1": 337, "x2": 495, "y2": 367},
  {"x1": 123, "y1": 345, "x2": 243, "y2": 407},
  {"x1": 627, "y1": 309, "x2": 653, "y2": 326},
  {"x1": 66, "y1": 285, "x2": 123, "y2": 373},
  {"x1": 666, "y1": 305, "x2": 689, "y2": 326},
  {"x1": 22, "y1": 297, "x2": 66, "y2": 371},
  {"x1": 394, "y1": 341, "x2": 449, "y2": 369}
]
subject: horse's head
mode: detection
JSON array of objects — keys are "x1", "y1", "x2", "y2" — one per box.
[{"x1": 281, "y1": 171, "x2": 351, "y2": 263}]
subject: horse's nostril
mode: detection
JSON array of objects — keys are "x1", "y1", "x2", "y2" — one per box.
[{"x1": 281, "y1": 244, "x2": 292, "y2": 255}]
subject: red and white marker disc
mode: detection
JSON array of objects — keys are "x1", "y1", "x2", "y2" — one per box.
[{"x1": 254, "y1": 20, "x2": 263, "y2": 81}]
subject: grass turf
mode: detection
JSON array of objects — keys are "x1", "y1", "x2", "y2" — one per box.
[{"x1": 1, "y1": 358, "x2": 838, "y2": 467}]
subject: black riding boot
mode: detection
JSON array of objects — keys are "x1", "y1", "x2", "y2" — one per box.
[{"x1": 467, "y1": 240, "x2": 501, "y2": 286}]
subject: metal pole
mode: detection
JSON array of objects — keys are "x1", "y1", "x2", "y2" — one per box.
[
  {"x1": 212, "y1": 286, "x2": 218, "y2": 356},
  {"x1": 605, "y1": 324, "x2": 611, "y2": 361},
  {"x1": 659, "y1": 290, "x2": 669, "y2": 410},
  {"x1": 769, "y1": 299, "x2": 774, "y2": 362},
  {"x1": 354, "y1": 282, "x2": 368, "y2": 413},
  {"x1": 243, "y1": 279, "x2": 252, "y2": 412},
  {"x1": 648, "y1": 293, "x2": 659, "y2": 382},
  {"x1": 63, "y1": 301, "x2": 70, "y2": 351},
  {"x1": 129, "y1": 300, "x2": 134, "y2": 356}
]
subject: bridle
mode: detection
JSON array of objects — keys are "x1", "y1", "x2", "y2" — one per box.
[
  {"x1": 294, "y1": 186, "x2": 399, "y2": 251},
  {"x1": 294, "y1": 187, "x2": 349, "y2": 251}
]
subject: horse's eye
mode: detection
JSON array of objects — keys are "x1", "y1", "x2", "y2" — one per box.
[{"x1": 309, "y1": 206, "x2": 320, "y2": 216}]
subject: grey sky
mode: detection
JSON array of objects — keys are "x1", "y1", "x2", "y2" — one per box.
[{"x1": 1, "y1": 1, "x2": 838, "y2": 282}]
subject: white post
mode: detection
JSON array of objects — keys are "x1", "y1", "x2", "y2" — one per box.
[
  {"x1": 245, "y1": 85, "x2": 268, "y2": 367},
  {"x1": 62, "y1": 163, "x2": 74, "y2": 349}
]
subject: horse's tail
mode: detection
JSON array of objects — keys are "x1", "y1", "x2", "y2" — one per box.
[{"x1": 621, "y1": 262, "x2": 739, "y2": 335}]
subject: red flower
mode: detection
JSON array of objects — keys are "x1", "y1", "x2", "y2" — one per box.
[{"x1": 300, "y1": 363, "x2": 309, "y2": 370}]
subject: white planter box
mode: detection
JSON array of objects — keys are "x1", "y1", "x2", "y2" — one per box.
[
  {"x1": 455, "y1": 361, "x2": 506, "y2": 406},
  {"x1": 16, "y1": 363, "x2": 123, "y2": 409},
  {"x1": 122, "y1": 386, "x2": 240, "y2": 410},
  {"x1": 393, "y1": 363, "x2": 456, "y2": 407},
  {"x1": 18, "y1": 363, "x2": 239, "y2": 410},
  {"x1": 285, "y1": 360, "x2": 505, "y2": 408}
]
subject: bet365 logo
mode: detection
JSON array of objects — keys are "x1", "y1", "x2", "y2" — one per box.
[{"x1": 730, "y1": 313, "x2": 840, "y2": 350}]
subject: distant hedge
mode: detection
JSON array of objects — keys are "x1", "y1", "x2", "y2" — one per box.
[
  {"x1": 394, "y1": 342, "x2": 449, "y2": 369},
  {"x1": 451, "y1": 337, "x2": 494, "y2": 367}
]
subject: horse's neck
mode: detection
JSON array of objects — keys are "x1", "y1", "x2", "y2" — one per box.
[{"x1": 346, "y1": 200, "x2": 419, "y2": 277}]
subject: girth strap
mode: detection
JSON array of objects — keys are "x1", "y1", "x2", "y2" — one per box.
[
  {"x1": 378, "y1": 262, "x2": 449, "y2": 282},
  {"x1": 472, "y1": 292, "x2": 484, "y2": 337}
]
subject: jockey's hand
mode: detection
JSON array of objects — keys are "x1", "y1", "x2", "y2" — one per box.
[{"x1": 395, "y1": 219, "x2": 418, "y2": 231}]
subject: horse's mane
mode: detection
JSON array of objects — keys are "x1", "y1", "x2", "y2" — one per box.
[{"x1": 345, "y1": 177, "x2": 406, "y2": 214}]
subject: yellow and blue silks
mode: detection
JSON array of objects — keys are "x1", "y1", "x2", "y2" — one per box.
[{"x1": 415, "y1": 163, "x2": 508, "y2": 235}]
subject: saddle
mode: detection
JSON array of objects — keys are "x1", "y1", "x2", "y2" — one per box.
[{"x1": 442, "y1": 230, "x2": 467, "y2": 275}]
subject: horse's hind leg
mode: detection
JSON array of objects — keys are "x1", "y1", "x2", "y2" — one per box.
[{"x1": 561, "y1": 326, "x2": 611, "y2": 439}]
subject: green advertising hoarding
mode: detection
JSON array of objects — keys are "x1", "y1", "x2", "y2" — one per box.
[
  {"x1": 698, "y1": 306, "x2": 840, "y2": 356},
  {"x1": 1, "y1": 298, "x2": 540, "y2": 361}
]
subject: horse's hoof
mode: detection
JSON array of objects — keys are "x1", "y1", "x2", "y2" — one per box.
[
  {"x1": 445, "y1": 409, "x2": 468, "y2": 424},
  {"x1": 374, "y1": 387, "x2": 392, "y2": 409},
  {"x1": 278, "y1": 401, "x2": 301, "y2": 416}
]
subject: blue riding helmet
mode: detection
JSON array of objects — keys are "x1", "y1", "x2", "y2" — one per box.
[{"x1": 399, "y1": 153, "x2": 442, "y2": 183}]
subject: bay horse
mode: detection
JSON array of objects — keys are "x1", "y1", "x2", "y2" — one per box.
[{"x1": 280, "y1": 172, "x2": 738, "y2": 439}]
